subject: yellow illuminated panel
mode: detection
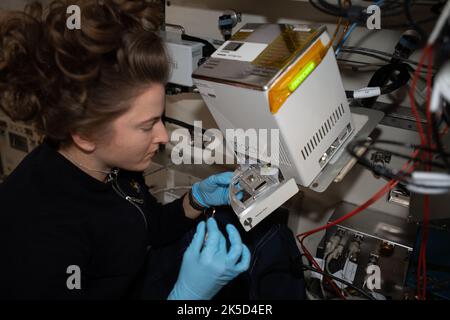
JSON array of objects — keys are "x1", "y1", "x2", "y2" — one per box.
[
  {"x1": 269, "y1": 41, "x2": 326, "y2": 114},
  {"x1": 288, "y1": 61, "x2": 317, "y2": 92}
]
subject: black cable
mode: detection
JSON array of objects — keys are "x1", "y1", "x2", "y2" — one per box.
[
  {"x1": 319, "y1": 252, "x2": 334, "y2": 299},
  {"x1": 308, "y1": 0, "x2": 344, "y2": 16},
  {"x1": 379, "y1": 64, "x2": 412, "y2": 95},
  {"x1": 337, "y1": 57, "x2": 383, "y2": 66},
  {"x1": 346, "y1": 139, "x2": 450, "y2": 190},
  {"x1": 309, "y1": 0, "x2": 425, "y2": 19},
  {"x1": 337, "y1": 57, "x2": 429, "y2": 76},
  {"x1": 301, "y1": 264, "x2": 376, "y2": 300},
  {"x1": 341, "y1": 46, "x2": 436, "y2": 69},
  {"x1": 348, "y1": 139, "x2": 450, "y2": 164},
  {"x1": 382, "y1": 0, "x2": 438, "y2": 18},
  {"x1": 315, "y1": 0, "x2": 372, "y2": 23},
  {"x1": 345, "y1": 63, "x2": 411, "y2": 105},
  {"x1": 405, "y1": 0, "x2": 428, "y2": 44},
  {"x1": 339, "y1": 49, "x2": 392, "y2": 63},
  {"x1": 366, "y1": 140, "x2": 450, "y2": 156},
  {"x1": 353, "y1": 27, "x2": 422, "y2": 108},
  {"x1": 318, "y1": 0, "x2": 343, "y2": 15},
  {"x1": 443, "y1": 102, "x2": 450, "y2": 127},
  {"x1": 345, "y1": 90, "x2": 354, "y2": 98},
  {"x1": 339, "y1": 51, "x2": 432, "y2": 76},
  {"x1": 181, "y1": 34, "x2": 216, "y2": 57},
  {"x1": 380, "y1": 1, "x2": 408, "y2": 17},
  {"x1": 337, "y1": 57, "x2": 386, "y2": 69},
  {"x1": 363, "y1": 145, "x2": 449, "y2": 169},
  {"x1": 432, "y1": 114, "x2": 450, "y2": 172},
  {"x1": 348, "y1": 28, "x2": 422, "y2": 108},
  {"x1": 383, "y1": 16, "x2": 438, "y2": 28}
]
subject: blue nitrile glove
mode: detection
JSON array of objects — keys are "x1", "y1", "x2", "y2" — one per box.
[
  {"x1": 192, "y1": 172, "x2": 235, "y2": 207},
  {"x1": 167, "y1": 218, "x2": 251, "y2": 300}
]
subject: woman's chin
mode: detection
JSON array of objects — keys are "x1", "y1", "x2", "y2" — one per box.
[
  {"x1": 141, "y1": 157, "x2": 154, "y2": 170},
  {"x1": 121, "y1": 159, "x2": 153, "y2": 172}
]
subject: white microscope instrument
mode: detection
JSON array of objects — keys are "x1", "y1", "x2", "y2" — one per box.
[{"x1": 193, "y1": 23, "x2": 363, "y2": 231}]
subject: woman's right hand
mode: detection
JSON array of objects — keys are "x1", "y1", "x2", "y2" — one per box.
[{"x1": 167, "y1": 218, "x2": 251, "y2": 300}]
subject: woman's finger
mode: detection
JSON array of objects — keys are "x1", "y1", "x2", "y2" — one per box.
[
  {"x1": 226, "y1": 224, "x2": 244, "y2": 264},
  {"x1": 188, "y1": 221, "x2": 206, "y2": 255}
]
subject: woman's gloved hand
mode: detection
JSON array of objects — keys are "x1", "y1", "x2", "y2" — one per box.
[
  {"x1": 191, "y1": 172, "x2": 235, "y2": 208},
  {"x1": 167, "y1": 218, "x2": 251, "y2": 300}
]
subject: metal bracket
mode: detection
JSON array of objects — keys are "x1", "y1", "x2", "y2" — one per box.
[{"x1": 309, "y1": 107, "x2": 384, "y2": 192}]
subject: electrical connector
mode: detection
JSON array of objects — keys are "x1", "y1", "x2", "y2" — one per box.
[
  {"x1": 325, "y1": 228, "x2": 346, "y2": 256},
  {"x1": 348, "y1": 234, "x2": 363, "y2": 262}
]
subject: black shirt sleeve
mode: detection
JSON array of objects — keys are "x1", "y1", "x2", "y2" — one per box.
[
  {"x1": 1, "y1": 207, "x2": 91, "y2": 299},
  {"x1": 133, "y1": 173, "x2": 199, "y2": 247},
  {"x1": 145, "y1": 194, "x2": 199, "y2": 246}
]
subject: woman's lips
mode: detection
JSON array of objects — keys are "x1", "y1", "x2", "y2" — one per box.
[{"x1": 147, "y1": 150, "x2": 158, "y2": 158}]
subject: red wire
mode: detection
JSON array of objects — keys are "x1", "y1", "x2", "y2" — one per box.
[
  {"x1": 409, "y1": 47, "x2": 431, "y2": 146},
  {"x1": 420, "y1": 46, "x2": 434, "y2": 300},
  {"x1": 296, "y1": 44, "x2": 436, "y2": 300},
  {"x1": 408, "y1": 45, "x2": 433, "y2": 300},
  {"x1": 408, "y1": 45, "x2": 434, "y2": 300},
  {"x1": 296, "y1": 153, "x2": 418, "y2": 299},
  {"x1": 301, "y1": 242, "x2": 346, "y2": 298},
  {"x1": 415, "y1": 46, "x2": 433, "y2": 300},
  {"x1": 419, "y1": 121, "x2": 450, "y2": 298}
]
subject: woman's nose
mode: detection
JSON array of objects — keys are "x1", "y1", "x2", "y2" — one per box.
[{"x1": 154, "y1": 121, "x2": 169, "y2": 145}]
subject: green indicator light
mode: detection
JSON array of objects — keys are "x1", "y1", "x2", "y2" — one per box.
[{"x1": 288, "y1": 61, "x2": 317, "y2": 92}]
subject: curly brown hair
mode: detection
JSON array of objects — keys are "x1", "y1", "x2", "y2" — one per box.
[{"x1": 0, "y1": 0, "x2": 169, "y2": 146}]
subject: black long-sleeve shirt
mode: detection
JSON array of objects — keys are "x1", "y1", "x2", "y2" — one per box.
[{"x1": 0, "y1": 141, "x2": 197, "y2": 299}]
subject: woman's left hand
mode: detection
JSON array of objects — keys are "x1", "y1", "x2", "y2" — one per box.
[{"x1": 191, "y1": 172, "x2": 234, "y2": 208}]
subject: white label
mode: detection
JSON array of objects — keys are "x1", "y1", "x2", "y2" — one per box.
[
  {"x1": 309, "y1": 258, "x2": 357, "y2": 289},
  {"x1": 212, "y1": 41, "x2": 268, "y2": 62},
  {"x1": 310, "y1": 258, "x2": 325, "y2": 281},
  {"x1": 339, "y1": 259, "x2": 358, "y2": 289},
  {"x1": 239, "y1": 29, "x2": 254, "y2": 33},
  {"x1": 353, "y1": 87, "x2": 381, "y2": 99},
  {"x1": 293, "y1": 25, "x2": 311, "y2": 32}
]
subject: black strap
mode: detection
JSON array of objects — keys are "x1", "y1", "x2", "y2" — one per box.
[
  {"x1": 188, "y1": 189, "x2": 207, "y2": 211},
  {"x1": 361, "y1": 62, "x2": 411, "y2": 108}
]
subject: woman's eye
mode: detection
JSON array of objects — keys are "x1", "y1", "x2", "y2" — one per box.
[
  {"x1": 140, "y1": 119, "x2": 161, "y2": 132},
  {"x1": 141, "y1": 126, "x2": 154, "y2": 132}
]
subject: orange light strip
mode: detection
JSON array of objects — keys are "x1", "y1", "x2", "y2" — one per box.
[{"x1": 269, "y1": 40, "x2": 327, "y2": 114}]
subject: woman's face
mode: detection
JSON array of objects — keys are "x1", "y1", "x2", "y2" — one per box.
[{"x1": 96, "y1": 83, "x2": 169, "y2": 172}]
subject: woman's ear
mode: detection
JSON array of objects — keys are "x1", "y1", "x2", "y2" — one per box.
[{"x1": 71, "y1": 133, "x2": 97, "y2": 153}]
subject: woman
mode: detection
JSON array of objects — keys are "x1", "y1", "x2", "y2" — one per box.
[{"x1": 0, "y1": 0, "x2": 250, "y2": 299}]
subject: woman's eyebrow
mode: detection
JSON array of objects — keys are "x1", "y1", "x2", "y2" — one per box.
[{"x1": 138, "y1": 116, "x2": 161, "y2": 125}]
